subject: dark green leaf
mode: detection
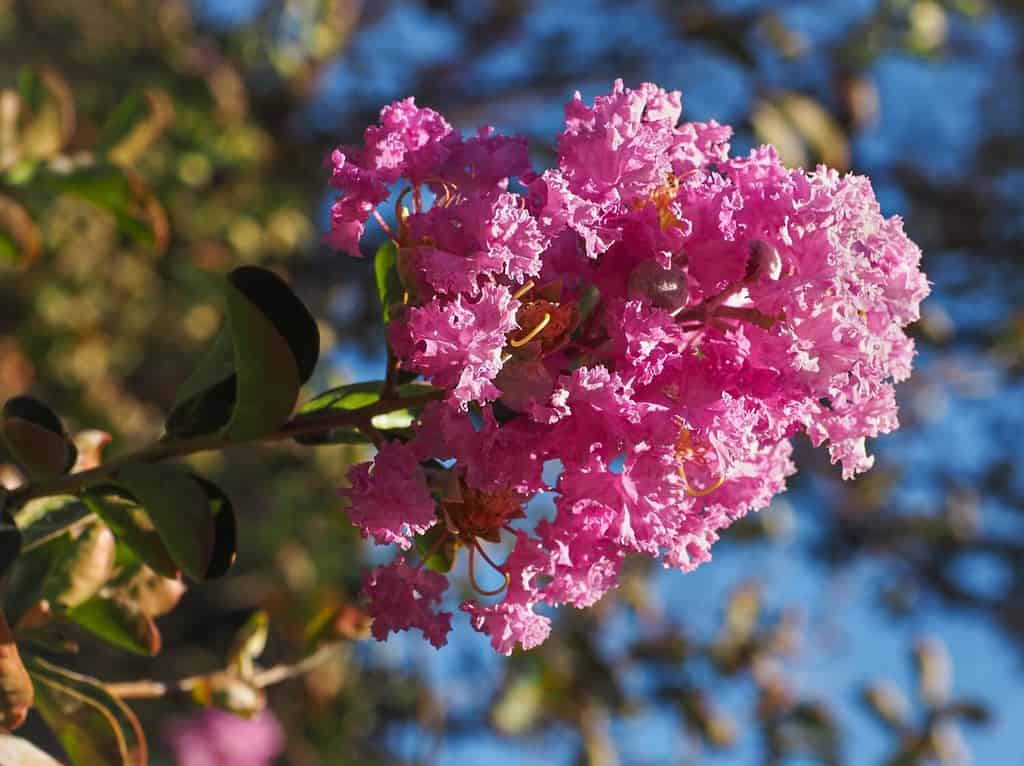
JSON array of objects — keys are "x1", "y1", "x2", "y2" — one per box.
[
  {"x1": 65, "y1": 597, "x2": 160, "y2": 656},
  {"x1": 374, "y1": 241, "x2": 403, "y2": 322},
  {"x1": 229, "y1": 266, "x2": 319, "y2": 383},
  {"x1": 27, "y1": 657, "x2": 146, "y2": 766},
  {"x1": 82, "y1": 494, "x2": 177, "y2": 579},
  {"x1": 1, "y1": 396, "x2": 76, "y2": 479},
  {"x1": 113, "y1": 464, "x2": 213, "y2": 580},
  {"x1": 164, "y1": 328, "x2": 236, "y2": 438},
  {"x1": 165, "y1": 266, "x2": 319, "y2": 440},
  {"x1": 193, "y1": 477, "x2": 237, "y2": 579}
]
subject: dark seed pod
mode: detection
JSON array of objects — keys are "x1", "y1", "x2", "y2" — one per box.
[{"x1": 627, "y1": 258, "x2": 688, "y2": 310}]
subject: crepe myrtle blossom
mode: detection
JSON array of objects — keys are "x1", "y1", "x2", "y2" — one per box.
[
  {"x1": 164, "y1": 709, "x2": 284, "y2": 766},
  {"x1": 329, "y1": 80, "x2": 929, "y2": 654}
]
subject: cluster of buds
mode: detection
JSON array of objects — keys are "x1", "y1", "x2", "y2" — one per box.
[{"x1": 327, "y1": 80, "x2": 929, "y2": 654}]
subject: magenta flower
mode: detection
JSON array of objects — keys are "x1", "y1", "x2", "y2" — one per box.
[
  {"x1": 328, "y1": 78, "x2": 929, "y2": 654},
  {"x1": 341, "y1": 441, "x2": 437, "y2": 549},
  {"x1": 164, "y1": 709, "x2": 284, "y2": 766},
  {"x1": 363, "y1": 558, "x2": 453, "y2": 648}
]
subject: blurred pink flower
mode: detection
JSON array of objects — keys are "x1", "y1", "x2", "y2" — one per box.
[{"x1": 164, "y1": 708, "x2": 284, "y2": 766}]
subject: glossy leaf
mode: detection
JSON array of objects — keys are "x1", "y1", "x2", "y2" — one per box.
[
  {"x1": 16, "y1": 497, "x2": 91, "y2": 552},
  {"x1": 27, "y1": 657, "x2": 146, "y2": 766},
  {"x1": 113, "y1": 464, "x2": 213, "y2": 580},
  {"x1": 82, "y1": 494, "x2": 177, "y2": 579},
  {"x1": 1, "y1": 396, "x2": 76, "y2": 479},
  {"x1": 165, "y1": 266, "x2": 319, "y2": 440},
  {"x1": 193, "y1": 476, "x2": 237, "y2": 579},
  {"x1": 65, "y1": 597, "x2": 161, "y2": 656},
  {"x1": 40, "y1": 524, "x2": 116, "y2": 610}
]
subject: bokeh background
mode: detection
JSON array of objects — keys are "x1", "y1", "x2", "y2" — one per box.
[{"x1": 2, "y1": 0, "x2": 1023, "y2": 763}]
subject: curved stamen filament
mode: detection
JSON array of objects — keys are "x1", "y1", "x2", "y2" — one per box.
[
  {"x1": 678, "y1": 463, "x2": 726, "y2": 497},
  {"x1": 509, "y1": 312, "x2": 551, "y2": 348},
  {"x1": 512, "y1": 280, "x2": 536, "y2": 301},
  {"x1": 675, "y1": 424, "x2": 725, "y2": 497},
  {"x1": 372, "y1": 209, "x2": 398, "y2": 241},
  {"x1": 468, "y1": 544, "x2": 510, "y2": 596}
]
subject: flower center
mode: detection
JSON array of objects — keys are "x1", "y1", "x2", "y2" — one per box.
[{"x1": 445, "y1": 485, "x2": 526, "y2": 543}]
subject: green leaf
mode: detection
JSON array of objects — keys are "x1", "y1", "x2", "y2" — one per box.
[
  {"x1": 27, "y1": 657, "x2": 146, "y2": 766},
  {"x1": 112, "y1": 464, "x2": 213, "y2": 580},
  {"x1": 65, "y1": 597, "x2": 160, "y2": 656},
  {"x1": 164, "y1": 327, "x2": 236, "y2": 438},
  {"x1": 81, "y1": 495, "x2": 177, "y2": 579},
  {"x1": 414, "y1": 525, "x2": 457, "y2": 574},
  {"x1": 0, "y1": 734, "x2": 64, "y2": 765},
  {"x1": 0, "y1": 511, "x2": 22, "y2": 580},
  {"x1": 294, "y1": 381, "x2": 435, "y2": 444},
  {"x1": 1, "y1": 396, "x2": 76, "y2": 479},
  {"x1": 223, "y1": 271, "x2": 302, "y2": 440},
  {"x1": 40, "y1": 524, "x2": 116, "y2": 610},
  {"x1": 165, "y1": 266, "x2": 319, "y2": 440},
  {"x1": 16, "y1": 497, "x2": 91, "y2": 551},
  {"x1": 193, "y1": 476, "x2": 237, "y2": 579},
  {"x1": 374, "y1": 241, "x2": 403, "y2": 322},
  {"x1": 298, "y1": 381, "x2": 382, "y2": 416}
]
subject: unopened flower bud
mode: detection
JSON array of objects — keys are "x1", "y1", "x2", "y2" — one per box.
[
  {"x1": 745, "y1": 239, "x2": 782, "y2": 282},
  {"x1": 628, "y1": 258, "x2": 688, "y2": 310}
]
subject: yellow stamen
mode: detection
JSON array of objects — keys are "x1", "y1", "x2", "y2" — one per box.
[
  {"x1": 674, "y1": 424, "x2": 726, "y2": 497},
  {"x1": 509, "y1": 312, "x2": 551, "y2": 348},
  {"x1": 512, "y1": 280, "x2": 536, "y2": 300},
  {"x1": 678, "y1": 463, "x2": 726, "y2": 497}
]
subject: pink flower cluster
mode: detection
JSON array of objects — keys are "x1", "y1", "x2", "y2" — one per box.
[{"x1": 327, "y1": 80, "x2": 929, "y2": 654}]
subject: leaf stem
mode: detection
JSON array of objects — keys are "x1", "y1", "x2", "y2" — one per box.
[{"x1": 6, "y1": 389, "x2": 443, "y2": 510}]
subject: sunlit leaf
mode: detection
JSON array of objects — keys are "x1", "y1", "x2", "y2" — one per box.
[
  {"x1": 374, "y1": 240, "x2": 403, "y2": 322},
  {"x1": 65, "y1": 597, "x2": 160, "y2": 656},
  {"x1": 40, "y1": 524, "x2": 116, "y2": 610}
]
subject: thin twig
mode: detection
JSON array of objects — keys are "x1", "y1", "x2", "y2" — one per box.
[
  {"x1": 7, "y1": 389, "x2": 444, "y2": 510},
  {"x1": 106, "y1": 642, "x2": 344, "y2": 700}
]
